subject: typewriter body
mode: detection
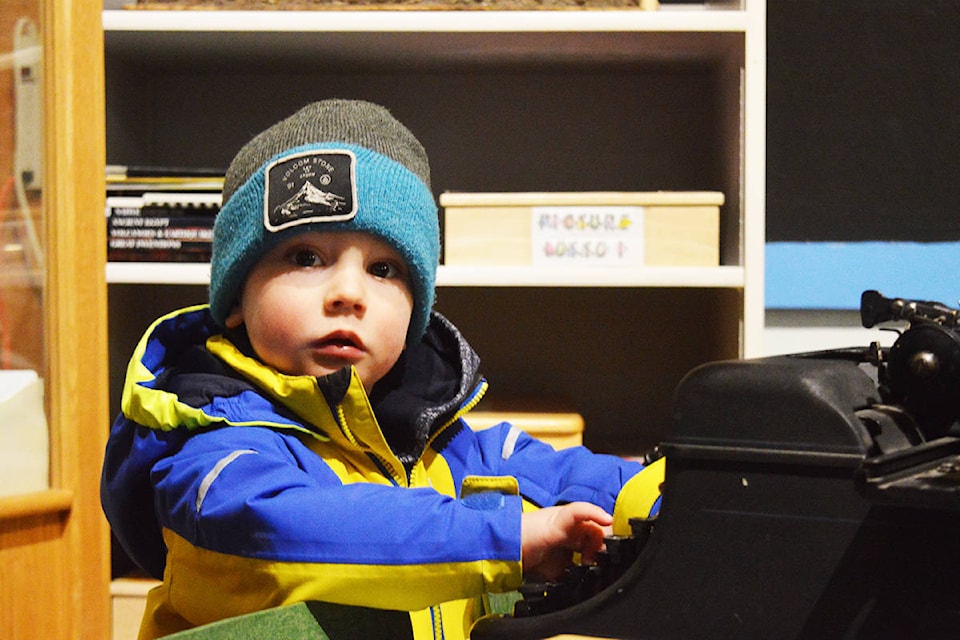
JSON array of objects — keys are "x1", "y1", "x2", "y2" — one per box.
[{"x1": 472, "y1": 291, "x2": 960, "y2": 639}]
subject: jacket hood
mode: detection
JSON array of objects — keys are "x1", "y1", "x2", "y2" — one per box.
[{"x1": 118, "y1": 304, "x2": 482, "y2": 436}]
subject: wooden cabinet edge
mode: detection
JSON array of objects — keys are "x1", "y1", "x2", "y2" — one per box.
[{"x1": 0, "y1": 489, "x2": 73, "y2": 521}]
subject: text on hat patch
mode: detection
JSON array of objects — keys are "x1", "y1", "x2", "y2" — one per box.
[{"x1": 263, "y1": 150, "x2": 358, "y2": 232}]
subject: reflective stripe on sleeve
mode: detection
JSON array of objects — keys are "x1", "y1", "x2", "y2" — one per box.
[
  {"x1": 196, "y1": 449, "x2": 258, "y2": 513},
  {"x1": 501, "y1": 426, "x2": 523, "y2": 460}
]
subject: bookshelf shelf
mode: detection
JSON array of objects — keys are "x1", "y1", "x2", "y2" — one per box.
[
  {"x1": 103, "y1": 9, "x2": 748, "y2": 70},
  {"x1": 438, "y1": 265, "x2": 745, "y2": 288},
  {"x1": 106, "y1": 262, "x2": 210, "y2": 285},
  {"x1": 103, "y1": 8, "x2": 746, "y2": 34}
]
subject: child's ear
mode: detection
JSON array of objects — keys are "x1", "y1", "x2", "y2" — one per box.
[{"x1": 224, "y1": 300, "x2": 244, "y2": 329}]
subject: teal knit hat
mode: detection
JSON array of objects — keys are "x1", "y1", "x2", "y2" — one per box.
[{"x1": 209, "y1": 100, "x2": 440, "y2": 346}]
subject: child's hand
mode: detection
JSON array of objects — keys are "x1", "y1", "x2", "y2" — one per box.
[{"x1": 521, "y1": 502, "x2": 613, "y2": 582}]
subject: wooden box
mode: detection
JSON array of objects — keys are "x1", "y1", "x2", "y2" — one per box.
[
  {"x1": 441, "y1": 191, "x2": 722, "y2": 268},
  {"x1": 466, "y1": 398, "x2": 584, "y2": 450}
]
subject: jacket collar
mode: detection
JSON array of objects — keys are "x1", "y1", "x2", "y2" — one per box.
[{"x1": 126, "y1": 306, "x2": 486, "y2": 462}]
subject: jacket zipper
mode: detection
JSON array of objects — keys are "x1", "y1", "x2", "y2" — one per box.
[
  {"x1": 333, "y1": 404, "x2": 406, "y2": 487},
  {"x1": 334, "y1": 377, "x2": 489, "y2": 489},
  {"x1": 436, "y1": 378, "x2": 488, "y2": 435}
]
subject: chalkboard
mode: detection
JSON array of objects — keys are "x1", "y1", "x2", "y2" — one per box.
[{"x1": 767, "y1": 0, "x2": 960, "y2": 243}]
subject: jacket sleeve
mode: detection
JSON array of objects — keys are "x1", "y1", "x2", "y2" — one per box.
[
  {"x1": 101, "y1": 414, "x2": 189, "y2": 579},
  {"x1": 466, "y1": 421, "x2": 645, "y2": 514},
  {"x1": 150, "y1": 425, "x2": 523, "y2": 612}
]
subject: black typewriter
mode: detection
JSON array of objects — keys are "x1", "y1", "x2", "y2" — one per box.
[{"x1": 471, "y1": 290, "x2": 960, "y2": 640}]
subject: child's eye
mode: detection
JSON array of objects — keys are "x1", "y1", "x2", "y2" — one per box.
[
  {"x1": 290, "y1": 249, "x2": 323, "y2": 267},
  {"x1": 369, "y1": 261, "x2": 403, "y2": 280}
]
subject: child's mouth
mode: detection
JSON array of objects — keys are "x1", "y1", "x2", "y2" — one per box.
[{"x1": 313, "y1": 332, "x2": 365, "y2": 360}]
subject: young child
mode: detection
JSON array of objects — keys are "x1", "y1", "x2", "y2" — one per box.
[{"x1": 101, "y1": 99, "x2": 663, "y2": 640}]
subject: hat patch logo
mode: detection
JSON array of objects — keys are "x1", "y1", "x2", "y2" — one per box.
[{"x1": 264, "y1": 150, "x2": 358, "y2": 232}]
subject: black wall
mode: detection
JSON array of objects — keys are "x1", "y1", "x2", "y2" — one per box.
[{"x1": 767, "y1": 1, "x2": 960, "y2": 242}]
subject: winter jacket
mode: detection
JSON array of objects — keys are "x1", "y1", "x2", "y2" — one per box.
[{"x1": 101, "y1": 305, "x2": 659, "y2": 640}]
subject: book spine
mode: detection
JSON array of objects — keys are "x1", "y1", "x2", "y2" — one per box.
[
  {"x1": 107, "y1": 238, "x2": 212, "y2": 263},
  {"x1": 106, "y1": 195, "x2": 217, "y2": 263},
  {"x1": 108, "y1": 216, "x2": 215, "y2": 239},
  {"x1": 107, "y1": 205, "x2": 218, "y2": 219}
]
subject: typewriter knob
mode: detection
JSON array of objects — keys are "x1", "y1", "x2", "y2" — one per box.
[
  {"x1": 886, "y1": 323, "x2": 960, "y2": 437},
  {"x1": 907, "y1": 350, "x2": 939, "y2": 379}
]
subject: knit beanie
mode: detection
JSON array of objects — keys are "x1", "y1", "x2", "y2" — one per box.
[{"x1": 209, "y1": 99, "x2": 439, "y2": 346}]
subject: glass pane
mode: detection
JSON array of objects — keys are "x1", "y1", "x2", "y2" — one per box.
[{"x1": 1, "y1": 5, "x2": 48, "y2": 497}]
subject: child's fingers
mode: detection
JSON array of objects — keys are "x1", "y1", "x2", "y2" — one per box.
[
  {"x1": 564, "y1": 502, "x2": 613, "y2": 527},
  {"x1": 559, "y1": 503, "x2": 612, "y2": 564},
  {"x1": 521, "y1": 503, "x2": 616, "y2": 580}
]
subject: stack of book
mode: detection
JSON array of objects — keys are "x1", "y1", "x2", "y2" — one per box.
[{"x1": 106, "y1": 166, "x2": 224, "y2": 263}]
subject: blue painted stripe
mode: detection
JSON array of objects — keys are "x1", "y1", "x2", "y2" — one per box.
[{"x1": 766, "y1": 241, "x2": 960, "y2": 309}]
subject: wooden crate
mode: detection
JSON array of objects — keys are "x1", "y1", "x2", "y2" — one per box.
[
  {"x1": 441, "y1": 191, "x2": 722, "y2": 268},
  {"x1": 466, "y1": 399, "x2": 584, "y2": 450}
]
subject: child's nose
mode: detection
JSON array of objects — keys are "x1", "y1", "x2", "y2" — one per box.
[{"x1": 323, "y1": 265, "x2": 366, "y2": 314}]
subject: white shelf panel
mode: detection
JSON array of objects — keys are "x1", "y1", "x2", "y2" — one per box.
[
  {"x1": 106, "y1": 262, "x2": 743, "y2": 288},
  {"x1": 439, "y1": 265, "x2": 744, "y2": 287},
  {"x1": 103, "y1": 8, "x2": 747, "y2": 34},
  {"x1": 107, "y1": 262, "x2": 211, "y2": 285},
  {"x1": 111, "y1": 576, "x2": 161, "y2": 598}
]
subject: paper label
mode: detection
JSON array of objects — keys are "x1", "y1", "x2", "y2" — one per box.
[{"x1": 531, "y1": 206, "x2": 645, "y2": 266}]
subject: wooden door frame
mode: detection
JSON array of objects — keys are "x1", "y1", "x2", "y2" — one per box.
[{"x1": 0, "y1": 0, "x2": 109, "y2": 637}]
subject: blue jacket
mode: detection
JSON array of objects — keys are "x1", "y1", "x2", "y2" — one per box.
[{"x1": 101, "y1": 305, "x2": 656, "y2": 640}]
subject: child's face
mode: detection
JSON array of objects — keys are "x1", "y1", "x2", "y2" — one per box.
[{"x1": 225, "y1": 231, "x2": 413, "y2": 390}]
